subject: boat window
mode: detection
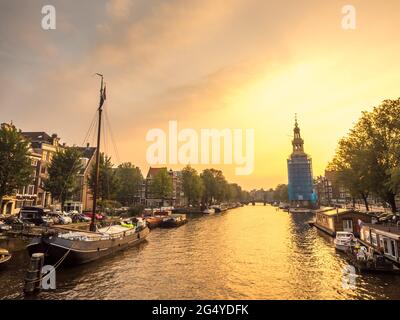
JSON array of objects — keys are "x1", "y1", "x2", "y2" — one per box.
[
  {"x1": 343, "y1": 219, "x2": 353, "y2": 232},
  {"x1": 365, "y1": 231, "x2": 370, "y2": 243},
  {"x1": 383, "y1": 239, "x2": 389, "y2": 254},
  {"x1": 371, "y1": 233, "x2": 377, "y2": 246},
  {"x1": 390, "y1": 240, "x2": 397, "y2": 258}
]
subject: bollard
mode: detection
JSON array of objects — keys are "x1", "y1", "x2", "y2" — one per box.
[{"x1": 23, "y1": 253, "x2": 45, "y2": 295}]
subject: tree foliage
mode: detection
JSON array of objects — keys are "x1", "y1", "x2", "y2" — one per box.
[
  {"x1": 329, "y1": 98, "x2": 400, "y2": 212},
  {"x1": 115, "y1": 162, "x2": 143, "y2": 206},
  {"x1": 273, "y1": 184, "x2": 289, "y2": 202},
  {"x1": 0, "y1": 125, "x2": 33, "y2": 206},
  {"x1": 200, "y1": 169, "x2": 229, "y2": 204},
  {"x1": 150, "y1": 168, "x2": 173, "y2": 207},
  {"x1": 181, "y1": 165, "x2": 204, "y2": 205},
  {"x1": 44, "y1": 147, "x2": 83, "y2": 209},
  {"x1": 88, "y1": 153, "x2": 118, "y2": 202}
]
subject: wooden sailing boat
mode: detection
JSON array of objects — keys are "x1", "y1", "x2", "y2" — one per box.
[{"x1": 27, "y1": 75, "x2": 150, "y2": 266}]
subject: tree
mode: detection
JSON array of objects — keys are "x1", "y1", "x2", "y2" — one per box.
[
  {"x1": 328, "y1": 134, "x2": 373, "y2": 211},
  {"x1": 0, "y1": 124, "x2": 33, "y2": 209},
  {"x1": 200, "y1": 169, "x2": 228, "y2": 204},
  {"x1": 150, "y1": 168, "x2": 173, "y2": 208},
  {"x1": 88, "y1": 153, "x2": 118, "y2": 203},
  {"x1": 44, "y1": 147, "x2": 83, "y2": 209},
  {"x1": 115, "y1": 162, "x2": 143, "y2": 206},
  {"x1": 240, "y1": 190, "x2": 251, "y2": 203},
  {"x1": 181, "y1": 165, "x2": 203, "y2": 206},
  {"x1": 273, "y1": 184, "x2": 288, "y2": 202},
  {"x1": 329, "y1": 98, "x2": 400, "y2": 212},
  {"x1": 228, "y1": 183, "x2": 242, "y2": 202}
]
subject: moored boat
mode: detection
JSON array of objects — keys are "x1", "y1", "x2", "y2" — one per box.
[
  {"x1": 345, "y1": 245, "x2": 400, "y2": 274},
  {"x1": 26, "y1": 75, "x2": 150, "y2": 267},
  {"x1": 289, "y1": 208, "x2": 313, "y2": 214},
  {"x1": 27, "y1": 221, "x2": 149, "y2": 266},
  {"x1": 334, "y1": 231, "x2": 355, "y2": 251},
  {"x1": 203, "y1": 208, "x2": 215, "y2": 215},
  {"x1": 160, "y1": 214, "x2": 187, "y2": 228},
  {"x1": 145, "y1": 216, "x2": 163, "y2": 229},
  {"x1": 278, "y1": 203, "x2": 290, "y2": 210}
]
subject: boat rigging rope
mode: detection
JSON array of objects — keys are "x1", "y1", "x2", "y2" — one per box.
[
  {"x1": 58, "y1": 108, "x2": 99, "y2": 204},
  {"x1": 24, "y1": 244, "x2": 73, "y2": 285}
]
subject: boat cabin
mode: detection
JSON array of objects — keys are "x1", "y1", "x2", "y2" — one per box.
[
  {"x1": 360, "y1": 223, "x2": 400, "y2": 264},
  {"x1": 314, "y1": 208, "x2": 373, "y2": 237}
]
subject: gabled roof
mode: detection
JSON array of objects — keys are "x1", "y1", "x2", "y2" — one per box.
[
  {"x1": 76, "y1": 146, "x2": 96, "y2": 160},
  {"x1": 75, "y1": 146, "x2": 97, "y2": 174},
  {"x1": 22, "y1": 132, "x2": 53, "y2": 144},
  {"x1": 146, "y1": 167, "x2": 167, "y2": 178}
]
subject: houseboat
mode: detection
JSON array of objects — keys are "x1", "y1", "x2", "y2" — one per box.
[
  {"x1": 359, "y1": 223, "x2": 400, "y2": 265},
  {"x1": 345, "y1": 245, "x2": 399, "y2": 274},
  {"x1": 314, "y1": 208, "x2": 373, "y2": 237}
]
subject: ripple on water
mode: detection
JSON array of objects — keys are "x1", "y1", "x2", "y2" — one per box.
[{"x1": 2, "y1": 205, "x2": 400, "y2": 300}]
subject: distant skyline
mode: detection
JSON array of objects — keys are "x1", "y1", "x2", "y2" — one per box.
[{"x1": 1, "y1": 0, "x2": 400, "y2": 190}]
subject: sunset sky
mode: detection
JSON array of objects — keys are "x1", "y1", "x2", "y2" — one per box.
[{"x1": 1, "y1": 0, "x2": 400, "y2": 190}]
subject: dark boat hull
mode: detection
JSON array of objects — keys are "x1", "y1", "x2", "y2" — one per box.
[
  {"x1": 159, "y1": 220, "x2": 187, "y2": 228},
  {"x1": 26, "y1": 227, "x2": 150, "y2": 266}
]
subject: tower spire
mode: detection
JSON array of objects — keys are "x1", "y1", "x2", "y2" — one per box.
[{"x1": 292, "y1": 114, "x2": 304, "y2": 153}]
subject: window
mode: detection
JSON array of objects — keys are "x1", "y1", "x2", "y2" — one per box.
[
  {"x1": 371, "y1": 233, "x2": 378, "y2": 246},
  {"x1": 365, "y1": 231, "x2": 371, "y2": 243},
  {"x1": 383, "y1": 239, "x2": 389, "y2": 254},
  {"x1": 390, "y1": 240, "x2": 397, "y2": 258},
  {"x1": 28, "y1": 185, "x2": 35, "y2": 195},
  {"x1": 343, "y1": 219, "x2": 353, "y2": 232}
]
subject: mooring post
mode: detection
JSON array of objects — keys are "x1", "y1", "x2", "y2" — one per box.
[{"x1": 23, "y1": 253, "x2": 44, "y2": 295}]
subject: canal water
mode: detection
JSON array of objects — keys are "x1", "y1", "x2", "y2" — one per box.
[{"x1": 1, "y1": 204, "x2": 400, "y2": 300}]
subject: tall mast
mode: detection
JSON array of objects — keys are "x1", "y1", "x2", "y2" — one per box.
[{"x1": 90, "y1": 74, "x2": 104, "y2": 232}]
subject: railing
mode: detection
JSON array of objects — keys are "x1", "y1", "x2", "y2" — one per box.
[{"x1": 381, "y1": 222, "x2": 400, "y2": 233}]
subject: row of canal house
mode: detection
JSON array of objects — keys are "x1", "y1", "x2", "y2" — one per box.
[{"x1": 0, "y1": 123, "x2": 96, "y2": 215}]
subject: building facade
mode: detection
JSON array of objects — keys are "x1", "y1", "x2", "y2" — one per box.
[
  {"x1": 287, "y1": 117, "x2": 316, "y2": 208},
  {"x1": 70, "y1": 144, "x2": 97, "y2": 212},
  {"x1": 315, "y1": 171, "x2": 350, "y2": 206},
  {"x1": 22, "y1": 131, "x2": 62, "y2": 208},
  {"x1": 144, "y1": 167, "x2": 185, "y2": 208}
]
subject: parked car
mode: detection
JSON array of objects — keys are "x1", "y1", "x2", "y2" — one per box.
[
  {"x1": 47, "y1": 213, "x2": 72, "y2": 225},
  {"x1": 60, "y1": 213, "x2": 72, "y2": 224},
  {"x1": 0, "y1": 220, "x2": 11, "y2": 232},
  {"x1": 71, "y1": 213, "x2": 91, "y2": 223},
  {"x1": 84, "y1": 212, "x2": 105, "y2": 221},
  {"x1": 20, "y1": 207, "x2": 52, "y2": 226}
]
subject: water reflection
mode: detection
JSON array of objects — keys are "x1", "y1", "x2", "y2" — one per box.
[{"x1": 1, "y1": 205, "x2": 400, "y2": 300}]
